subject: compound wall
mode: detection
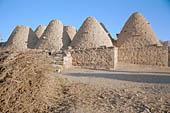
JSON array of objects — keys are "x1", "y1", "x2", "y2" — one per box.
[
  {"x1": 118, "y1": 46, "x2": 168, "y2": 67},
  {"x1": 71, "y1": 47, "x2": 118, "y2": 69}
]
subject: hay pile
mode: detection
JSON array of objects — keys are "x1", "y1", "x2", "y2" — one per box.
[
  {"x1": 0, "y1": 50, "x2": 10, "y2": 64},
  {"x1": 0, "y1": 50, "x2": 67, "y2": 113}
]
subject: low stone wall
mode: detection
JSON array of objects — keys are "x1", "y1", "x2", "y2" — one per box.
[
  {"x1": 118, "y1": 46, "x2": 168, "y2": 67},
  {"x1": 71, "y1": 47, "x2": 118, "y2": 69}
]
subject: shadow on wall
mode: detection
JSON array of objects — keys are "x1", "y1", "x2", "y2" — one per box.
[
  {"x1": 65, "y1": 72, "x2": 170, "y2": 84},
  {"x1": 62, "y1": 31, "x2": 71, "y2": 49},
  {"x1": 27, "y1": 29, "x2": 39, "y2": 49}
]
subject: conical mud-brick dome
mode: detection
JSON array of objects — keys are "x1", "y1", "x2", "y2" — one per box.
[
  {"x1": 100, "y1": 22, "x2": 116, "y2": 45},
  {"x1": 36, "y1": 20, "x2": 64, "y2": 51},
  {"x1": 117, "y1": 12, "x2": 162, "y2": 48},
  {"x1": 5, "y1": 26, "x2": 38, "y2": 51},
  {"x1": 34, "y1": 25, "x2": 46, "y2": 38},
  {"x1": 62, "y1": 26, "x2": 77, "y2": 49},
  {"x1": 100, "y1": 23, "x2": 112, "y2": 39},
  {"x1": 70, "y1": 16, "x2": 113, "y2": 49}
]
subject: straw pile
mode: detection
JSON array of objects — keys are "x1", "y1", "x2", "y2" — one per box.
[{"x1": 0, "y1": 50, "x2": 67, "y2": 113}]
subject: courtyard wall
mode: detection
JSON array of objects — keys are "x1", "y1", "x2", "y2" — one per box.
[
  {"x1": 118, "y1": 46, "x2": 168, "y2": 67},
  {"x1": 71, "y1": 47, "x2": 118, "y2": 69}
]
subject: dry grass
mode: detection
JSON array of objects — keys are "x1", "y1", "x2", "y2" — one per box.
[{"x1": 0, "y1": 50, "x2": 67, "y2": 113}]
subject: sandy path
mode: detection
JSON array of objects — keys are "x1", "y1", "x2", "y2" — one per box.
[
  {"x1": 61, "y1": 68, "x2": 170, "y2": 89},
  {"x1": 58, "y1": 68, "x2": 170, "y2": 113}
]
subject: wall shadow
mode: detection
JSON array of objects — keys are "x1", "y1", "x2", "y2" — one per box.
[
  {"x1": 27, "y1": 29, "x2": 39, "y2": 49},
  {"x1": 65, "y1": 72, "x2": 170, "y2": 84}
]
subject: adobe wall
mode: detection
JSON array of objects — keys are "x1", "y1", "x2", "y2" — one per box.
[
  {"x1": 118, "y1": 46, "x2": 168, "y2": 67},
  {"x1": 71, "y1": 47, "x2": 118, "y2": 69}
]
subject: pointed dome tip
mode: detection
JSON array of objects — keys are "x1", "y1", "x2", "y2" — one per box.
[
  {"x1": 38, "y1": 25, "x2": 46, "y2": 27},
  {"x1": 49, "y1": 19, "x2": 63, "y2": 24},
  {"x1": 86, "y1": 16, "x2": 97, "y2": 20},
  {"x1": 16, "y1": 25, "x2": 29, "y2": 28},
  {"x1": 132, "y1": 12, "x2": 143, "y2": 17},
  {"x1": 16, "y1": 25, "x2": 30, "y2": 30},
  {"x1": 88, "y1": 16, "x2": 95, "y2": 18}
]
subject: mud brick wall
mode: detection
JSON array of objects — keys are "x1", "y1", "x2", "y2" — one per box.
[
  {"x1": 118, "y1": 46, "x2": 168, "y2": 67},
  {"x1": 71, "y1": 47, "x2": 118, "y2": 69}
]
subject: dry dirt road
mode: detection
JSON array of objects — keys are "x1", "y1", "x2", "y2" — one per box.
[{"x1": 59, "y1": 68, "x2": 170, "y2": 113}]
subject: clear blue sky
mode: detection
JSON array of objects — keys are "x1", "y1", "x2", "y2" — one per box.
[{"x1": 0, "y1": 0, "x2": 170, "y2": 42}]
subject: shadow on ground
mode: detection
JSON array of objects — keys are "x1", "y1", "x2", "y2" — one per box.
[
  {"x1": 65, "y1": 72, "x2": 170, "y2": 84},
  {"x1": 87, "y1": 68, "x2": 170, "y2": 75}
]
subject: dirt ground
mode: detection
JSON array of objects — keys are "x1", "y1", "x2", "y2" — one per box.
[
  {"x1": 60, "y1": 68, "x2": 170, "y2": 113},
  {"x1": 0, "y1": 49, "x2": 170, "y2": 113}
]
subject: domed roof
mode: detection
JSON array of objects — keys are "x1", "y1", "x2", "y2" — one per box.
[
  {"x1": 34, "y1": 25, "x2": 46, "y2": 38},
  {"x1": 36, "y1": 20, "x2": 64, "y2": 51},
  {"x1": 117, "y1": 12, "x2": 162, "y2": 48},
  {"x1": 70, "y1": 16, "x2": 113, "y2": 49},
  {"x1": 6, "y1": 25, "x2": 38, "y2": 51},
  {"x1": 62, "y1": 26, "x2": 77, "y2": 49}
]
